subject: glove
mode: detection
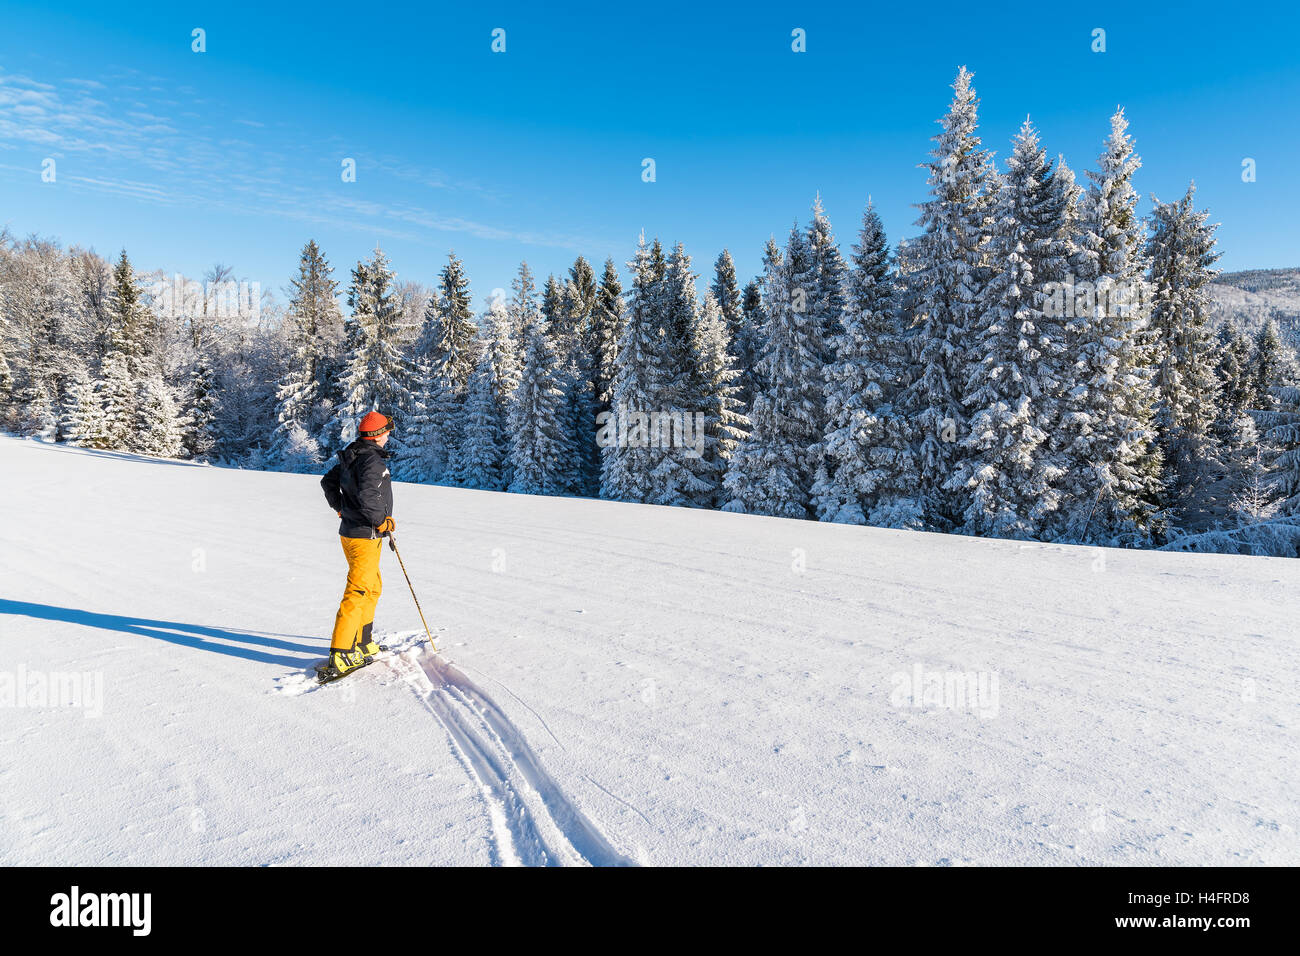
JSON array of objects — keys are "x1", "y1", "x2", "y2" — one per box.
[{"x1": 376, "y1": 516, "x2": 396, "y2": 534}]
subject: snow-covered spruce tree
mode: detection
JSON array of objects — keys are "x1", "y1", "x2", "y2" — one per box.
[
  {"x1": 0, "y1": 237, "x2": 78, "y2": 438},
  {"x1": 643, "y1": 242, "x2": 713, "y2": 506},
  {"x1": 508, "y1": 261, "x2": 539, "y2": 344},
  {"x1": 95, "y1": 348, "x2": 135, "y2": 450},
  {"x1": 555, "y1": 260, "x2": 600, "y2": 497},
  {"x1": 109, "y1": 250, "x2": 154, "y2": 376},
  {"x1": 945, "y1": 120, "x2": 1076, "y2": 539},
  {"x1": 1216, "y1": 323, "x2": 1258, "y2": 414},
  {"x1": 1208, "y1": 323, "x2": 1268, "y2": 523},
  {"x1": 892, "y1": 67, "x2": 1001, "y2": 528},
  {"x1": 57, "y1": 361, "x2": 103, "y2": 448},
  {"x1": 1145, "y1": 183, "x2": 1226, "y2": 531},
  {"x1": 134, "y1": 373, "x2": 185, "y2": 458},
  {"x1": 1251, "y1": 318, "x2": 1291, "y2": 410},
  {"x1": 183, "y1": 355, "x2": 219, "y2": 460},
  {"x1": 540, "y1": 275, "x2": 564, "y2": 337},
  {"x1": 0, "y1": 336, "x2": 13, "y2": 408},
  {"x1": 741, "y1": 238, "x2": 783, "y2": 406},
  {"x1": 434, "y1": 252, "x2": 480, "y2": 391},
  {"x1": 556, "y1": 257, "x2": 596, "y2": 368},
  {"x1": 93, "y1": 251, "x2": 152, "y2": 450},
  {"x1": 589, "y1": 258, "x2": 623, "y2": 417},
  {"x1": 1048, "y1": 109, "x2": 1163, "y2": 545},
  {"x1": 688, "y1": 290, "x2": 750, "y2": 507},
  {"x1": 601, "y1": 236, "x2": 670, "y2": 503},
  {"x1": 734, "y1": 278, "x2": 764, "y2": 411},
  {"x1": 457, "y1": 348, "x2": 508, "y2": 490},
  {"x1": 16, "y1": 377, "x2": 58, "y2": 440},
  {"x1": 805, "y1": 195, "x2": 850, "y2": 345},
  {"x1": 403, "y1": 297, "x2": 445, "y2": 481},
  {"x1": 811, "y1": 199, "x2": 913, "y2": 525},
  {"x1": 710, "y1": 249, "x2": 754, "y2": 410},
  {"x1": 481, "y1": 292, "x2": 522, "y2": 405},
  {"x1": 1253, "y1": 378, "x2": 1300, "y2": 516},
  {"x1": 270, "y1": 240, "x2": 342, "y2": 468},
  {"x1": 710, "y1": 250, "x2": 745, "y2": 350},
  {"x1": 722, "y1": 225, "x2": 826, "y2": 518},
  {"x1": 427, "y1": 253, "x2": 482, "y2": 484},
  {"x1": 334, "y1": 247, "x2": 412, "y2": 452},
  {"x1": 508, "y1": 308, "x2": 573, "y2": 496}
]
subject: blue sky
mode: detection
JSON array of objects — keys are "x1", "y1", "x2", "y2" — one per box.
[{"x1": 2, "y1": 0, "x2": 1298, "y2": 309}]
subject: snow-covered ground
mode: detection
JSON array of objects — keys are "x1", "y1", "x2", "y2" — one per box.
[{"x1": 2, "y1": 435, "x2": 1296, "y2": 865}]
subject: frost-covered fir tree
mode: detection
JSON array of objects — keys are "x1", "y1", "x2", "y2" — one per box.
[
  {"x1": 57, "y1": 361, "x2": 103, "y2": 448},
  {"x1": 555, "y1": 259, "x2": 601, "y2": 497},
  {"x1": 481, "y1": 292, "x2": 522, "y2": 405},
  {"x1": 710, "y1": 250, "x2": 745, "y2": 349},
  {"x1": 947, "y1": 120, "x2": 1075, "y2": 539},
  {"x1": 722, "y1": 225, "x2": 826, "y2": 518},
  {"x1": 94, "y1": 251, "x2": 153, "y2": 450},
  {"x1": 1257, "y1": 385, "x2": 1300, "y2": 515},
  {"x1": 1216, "y1": 324, "x2": 1258, "y2": 413},
  {"x1": 710, "y1": 249, "x2": 754, "y2": 412},
  {"x1": 433, "y1": 252, "x2": 480, "y2": 391},
  {"x1": 734, "y1": 278, "x2": 764, "y2": 409},
  {"x1": 601, "y1": 236, "x2": 671, "y2": 503},
  {"x1": 457, "y1": 349, "x2": 508, "y2": 490},
  {"x1": 271, "y1": 240, "x2": 342, "y2": 467},
  {"x1": 805, "y1": 195, "x2": 850, "y2": 345},
  {"x1": 414, "y1": 253, "x2": 480, "y2": 483},
  {"x1": 589, "y1": 258, "x2": 623, "y2": 415},
  {"x1": 0, "y1": 337, "x2": 13, "y2": 408},
  {"x1": 811, "y1": 200, "x2": 913, "y2": 525},
  {"x1": 108, "y1": 250, "x2": 153, "y2": 375},
  {"x1": 1145, "y1": 183, "x2": 1225, "y2": 530},
  {"x1": 892, "y1": 67, "x2": 1001, "y2": 527},
  {"x1": 2, "y1": 237, "x2": 78, "y2": 437},
  {"x1": 183, "y1": 356, "x2": 219, "y2": 460},
  {"x1": 1210, "y1": 324, "x2": 1269, "y2": 525},
  {"x1": 688, "y1": 291, "x2": 750, "y2": 507},
  {"x1": 509, "y1": 261, "x2": 539, "y2": 344},
  {"x1": 643, "y1": 242, "x2": 715, "y2": 506},
  {"x1": 1048, "y1": 109, "x2": 1163, "y2": 544},
  {"x1": 334, "y1": 247, "x2": 411, "y2": 451},
  {"x1": 95, "y1": 349, "x2": 135, "y2": 450},
  {"x1": 17, "y1": 377, "x2": 57, "y2": 439},
  {"x1": 540, "y1": 275, "x2": 564, "y2": 334},
  {"x1": 134, "y1": 373, "x2": 185, "y2": 458},
  {"x1": 1251, "y1": 319, "x2": 1290, "y2": 410},
  {"x1": 554, "y1": 257, "x2": 595, "y2": 367},
  {"x1": 508, "y1": 309, "x2": 573, "y2": 496}
]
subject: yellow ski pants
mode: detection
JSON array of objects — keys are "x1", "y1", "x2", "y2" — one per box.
[{"x1": 330, "y1": 536, "x2": 383, "y2": 651}]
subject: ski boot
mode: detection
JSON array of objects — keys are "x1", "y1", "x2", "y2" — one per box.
[
  {"x1": 357, "y1": 624, "x2": 386, "y2": 658},
  {"x1": 316, "y1": 645, "x2": 371, "y2": 684}
]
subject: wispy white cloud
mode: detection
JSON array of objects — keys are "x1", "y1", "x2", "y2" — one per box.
[{"x1": 0, "y1": 65, "x2": 615, "y2": 256}]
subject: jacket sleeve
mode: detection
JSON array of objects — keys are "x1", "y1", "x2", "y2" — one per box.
[
  {"x1": 321, "y1": 464, "x2": 343, "y2": 512},
  {"x1": 354, "y1": 453, "x2": 390, "y2": 529}
]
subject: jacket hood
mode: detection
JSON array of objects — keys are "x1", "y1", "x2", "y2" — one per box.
[{"x1": 340, "y1": 439, "x2": 388, "y2": 465}]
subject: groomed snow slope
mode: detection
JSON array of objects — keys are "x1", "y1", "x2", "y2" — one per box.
[{"x1": 2, "y1": 436, "x2": 1296, "y2": 866}]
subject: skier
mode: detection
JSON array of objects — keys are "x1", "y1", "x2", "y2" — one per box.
[{"x1": 319, "y1": 411, "x2": 397, "y2": 679}]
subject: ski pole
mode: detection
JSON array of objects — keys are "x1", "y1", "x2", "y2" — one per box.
[{"x1": 386, "y1": 532, "x2": 437, "y2": 652}]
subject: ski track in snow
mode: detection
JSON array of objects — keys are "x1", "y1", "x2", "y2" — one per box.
[
  {"x1": 396, "y1": 645, "x2": 634, "y2": 867},
  {"x1": 278, "y1": 635, "x2": 635, "y2": 866}
]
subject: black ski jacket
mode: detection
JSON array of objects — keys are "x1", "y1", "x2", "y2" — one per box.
[{"x1": 321, "y1": 440, "x2": 393, "y2": 539}]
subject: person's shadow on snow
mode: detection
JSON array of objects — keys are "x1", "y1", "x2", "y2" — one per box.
[{"x1": 0, "y1": 599, "x2": 320, "y2": 668}]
